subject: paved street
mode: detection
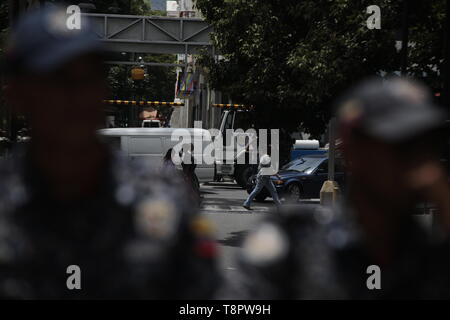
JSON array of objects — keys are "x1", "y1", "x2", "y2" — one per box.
[
  {"x1": 200, "y1": 181, "x2": 276, "y2": 214},
  {"x1": 200, "y1": 180, "x2": 435, "y2": 279},
  {"x1": 199, "y1": 181, "x2": 272, "y2": 276},
  {"x1": 199, "y1": 180, "x2": 321, "y2": 278}
]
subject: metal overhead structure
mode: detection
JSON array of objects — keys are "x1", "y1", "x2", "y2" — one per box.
[
  {"x1": 212, "y1": 104, "x2": 255, "y2": 110},
  {"x1": 104, "y1": 61, "x2": 185, "y2": 68},
  {"x1": 83, "y1": 13, "x2": 214, "y2": 67},
  {"x1": 80, "y1": 13, "x2": 214, "y2": 128},
  {"x1": 104, "y1": 100, "x2": 184, "y2": 107}
]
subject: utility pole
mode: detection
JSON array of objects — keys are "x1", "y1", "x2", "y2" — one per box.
[
  {"x1": 400, "y1": 0, "x2": 409, "y2": 76},
  {"x1": 327, "y1": 118, "x2": 336, "y2": 182},
  {"x1": 7, "y1": 0, "x2": 23, "y2": 144},
  {"x1": 444, "y1": 0, "x2": 450, "y2": 111},
  {"x1": 320, "y1": 117, "x2": 340, "y2": 206},
  {"x1": 9, "y1": 0, "x2": 20, "y2": 25}
]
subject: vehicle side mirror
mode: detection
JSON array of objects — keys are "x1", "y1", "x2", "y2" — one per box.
[{"x1": 316, "y1": 167, "x2": 327, "y2": 174}]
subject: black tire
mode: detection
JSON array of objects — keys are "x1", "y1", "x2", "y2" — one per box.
[
  {"x1": 285, "y1": 182, "x2": 302, "y2": 202},
  {"x1": 246, "y1": 175, "x2": 257, "y2": 194},
  {"x1": 235, "y1": 165, "x2": 255, "y2": 189},
  {"x1": 193, "y1": 173, "x2": 200, "y2": 191},
  {"x1": 254, "y1": 193, "x2": 268, "y2": 202},
  {"x1": 246, "y1": 175, "x2": 268, "y2": 202}
]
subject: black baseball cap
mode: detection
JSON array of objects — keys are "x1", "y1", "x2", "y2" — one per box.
[
  {"x1": 2, "y1": 5, "x2": 105, "y2": 77},
  {"x1": 337, "y1": 77, "x2": 448, "y2": 143}
]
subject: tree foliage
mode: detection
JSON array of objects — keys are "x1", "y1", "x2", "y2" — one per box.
[
  {"x1": 0, "y1": 1, "x2": 10, "y2": 134},
  {"x1": 195, "y1": 0, "x2": 446, "y2": 137},
  {"x1": 90, "y1": 0, "x2": 152, "y2": 15},
  {"x1": 43, "y1": 0, "x2": 154, "y2": 15},
  {"x1": 0, "y1": 1, "x2": 175, "y2": 131}
]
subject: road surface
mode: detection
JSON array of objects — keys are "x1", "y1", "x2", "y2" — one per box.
[{"x1": 199, "y1": 181, "x2": 319, "y2": 278}]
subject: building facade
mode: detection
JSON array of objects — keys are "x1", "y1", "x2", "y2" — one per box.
[{"x1": 168, "y1": 0, "x2": 223, "y2": 130}]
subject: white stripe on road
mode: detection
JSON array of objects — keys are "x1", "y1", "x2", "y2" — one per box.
[
  {"x1": 202, "y1": 205, "x2": 222, "y2": 211},
  {"x1": 200, "y1": 199, "x2": 321, "y2": 214},
  {"x1": 200, "y1": 205, "x2": 270, "y2": 213}
]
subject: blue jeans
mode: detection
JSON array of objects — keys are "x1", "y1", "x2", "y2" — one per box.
[{"x1": 244, "y1": 175, "x2": 282, "y2": 207}]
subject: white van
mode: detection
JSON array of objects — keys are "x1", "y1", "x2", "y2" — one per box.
[
  {"x1": 98, "y1": 128, "x2": 215, "y2": 183},
  {"x1": 141, "y1": 119, "x2": 161, "y2": 128}
]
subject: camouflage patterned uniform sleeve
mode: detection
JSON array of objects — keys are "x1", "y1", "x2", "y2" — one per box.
[
  {"x1": 122, "y1": 159, "x2": 221, "y2": 299},
  {"x1": 223, "y1": 206, "x2": 324, "y2": 300},
  {"x1": 0, "y1": 152, "x2": 221, "y2": 299}
]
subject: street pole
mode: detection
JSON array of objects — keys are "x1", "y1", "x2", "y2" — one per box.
[
  {"x1": 444, "y1": 0, "x2": 450, "y2": 111},
  {"x1": 7, "y1": 0, "x2": 21, "y2": 144},
  {"x1": 438, "y1": 0, "x2": 450, "y2": 233},
  {"x1": 9, "y1": 0, "x2": 19, "y2": 25},
  {"x1": 400, "y1": 0, "x2": 409, "y2": 76},
  {"x1": 130, "y1": 53, "x2": 135, "y2": 127},
  {"x1": 328, "y1": 117, "x2": 336, "y2": 182},
  {"x1": 320, "y1": 117, "x2": 339, "y2": 206}
]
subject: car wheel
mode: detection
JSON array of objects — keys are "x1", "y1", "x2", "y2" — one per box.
[
  {"x1": 246, "y1": 176, "x2": 269, "y2": 202},
  {"x1": 246, "y1": 175, "x2": 256, "y2": 194},
  {"x1": 235, "y1": 165, "x2": 255, "y2": 189},
  {"x1": 285, "y1": 183, "x2": 302, "y2": 202},
  {"x1": 254, "y1": 193, "x2": 268, "y2": 202},
  {"x1": 193, "y1": 174, "x2": 200, "y2": 191}
]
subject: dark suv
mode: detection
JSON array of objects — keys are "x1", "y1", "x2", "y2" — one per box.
[{"x1": 246, "y1": 154, "x2": 346, "y2": 202}]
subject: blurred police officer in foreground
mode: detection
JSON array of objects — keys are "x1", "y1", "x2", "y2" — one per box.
[
  {"x1": 231, "y1": 78, "x2": 450, "y2": 299},
  {"x1": 0, "y1": 6, "x2": 219, "y2": 299}
]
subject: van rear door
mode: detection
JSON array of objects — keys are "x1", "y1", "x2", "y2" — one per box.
[{"x1": 128, "y1": 136, "x2": 164, "y2": 167}]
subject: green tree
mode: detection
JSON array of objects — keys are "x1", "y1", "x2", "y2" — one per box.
[
  {"x1": 43, "y1": 0, "x2": 153, "y2": 15},
  {"x1": 0, "y1": 1, "x2": 10, "y2": 137},
  {"x1": 91, "y1": 0, "x2": 151, "y2": 15},
  {"x1": 0, "y1": 1, "x2": 9, "y2": 56},
  {"x1": 0, "y1": 1, "x2": 175, "y2": 131},
  {"x1": 195, "y1": 0, "x2": 446, "y2": 137}
]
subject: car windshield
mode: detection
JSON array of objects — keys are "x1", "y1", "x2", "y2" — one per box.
[{"x1": 281, "y1": 157, "x2": 324, "y2": 174}]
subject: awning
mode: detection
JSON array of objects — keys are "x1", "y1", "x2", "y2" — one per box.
[
  {"x1": 212, "y1": 104, "x2": 254, "y2": 109},
  {"x1": 103, "y1": 100, "x2": 184, "y2": 106}
]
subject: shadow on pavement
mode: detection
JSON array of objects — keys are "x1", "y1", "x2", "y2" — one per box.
[{"x1": 217, "y1": 231, "x2": 248, "y2": 247}]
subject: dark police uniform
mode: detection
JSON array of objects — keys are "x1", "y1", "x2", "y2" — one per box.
[
  {"x1": 231, "y1": 204, "x2": 450, "y2": 299},
  {"x1": 229, "y1": 78, "x2": 450, "y2": 300},
  {"x1": 0, "y1": 149, "x2": 219, "y2": 299}
]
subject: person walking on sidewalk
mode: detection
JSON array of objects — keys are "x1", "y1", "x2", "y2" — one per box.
[{"x1": 243, "y1": 154, "x2": 282, "y2": 210}]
